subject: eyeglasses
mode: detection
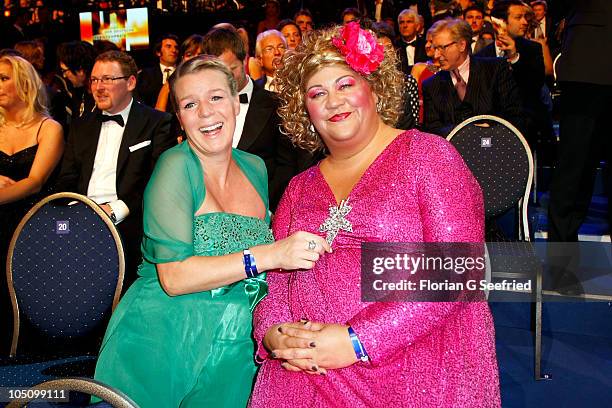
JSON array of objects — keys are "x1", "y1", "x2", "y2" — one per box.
[
  {"x1": 262, "y1": 44, "x2": 286, "y2": 55},
  {"x1": 432, "y1": 41, "x2": 457, "y2": 53},
  {"x1": 89, "y1": 76, "x2": 130, "y2": 86},
  {"x1": 60, "y1": 67, "x2": 71, "y2": 75}
]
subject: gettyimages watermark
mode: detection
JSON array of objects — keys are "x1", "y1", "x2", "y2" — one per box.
[{"x1": 360, "y1": 242, "x2": 612, "y2": 302}]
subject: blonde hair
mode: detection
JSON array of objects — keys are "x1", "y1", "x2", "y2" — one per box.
[
  {"x1": 0, "y1": 55, "x2": 48, "y2": 126},
  {"x1": 274, "y1": 25, "x2": 405, "y2": 153}
]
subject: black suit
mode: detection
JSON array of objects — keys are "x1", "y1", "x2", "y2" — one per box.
[
  {"x1": 548, "y1": 0, "x2": 612, "y2": 243},
  {"x1": 136, "y1": 65, "x2": 167, "y2": 107},
  {"x1": 56, "y1": 100, "x2": 175, "y2": 286},
  {"x1": 238, "y1": 79, "x2": 315, "y2": 210},
  {"x1": 478, "y1": 38, "x2": 547, "y2": 144},
  {"x1": 422, "y1": 56, "x2": 524, "y2": 136},
  {"x1": 398, "y1": 36, "x2": 428, "y2": 76}
]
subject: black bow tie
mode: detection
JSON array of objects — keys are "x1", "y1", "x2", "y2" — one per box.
[
  {"x1": 99, "y1": 113, "x2": 125, "y2": 127},
  {"x1": 405, "y1": 40, "x2": 416, "y2": 47},
  {"x1": 239, "y1": 93, "x2": 248, "y2": 104}
]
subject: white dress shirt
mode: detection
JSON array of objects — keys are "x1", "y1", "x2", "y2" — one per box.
[
  {"x1": 87, "y1": 98, "x2": 133, "y2": 224},
  {"x1": 404, "y1": 41, "x2": 416, "y2": 66},
  {"x1": 160, "y1": 63, "x2": 175, "y2": 84},
  {"x1": 233, "y1": 76, "x2": 254, "y2": 148}
]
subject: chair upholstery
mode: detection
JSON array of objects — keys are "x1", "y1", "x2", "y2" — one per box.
[
  {"x1": 1, "y1": 193, "x2": 124, "y2": 388},
  {"x1": 5, "y1": 377, "x2": 138, "y2": 408},
  {"x1": 6, "y1": 192, "x2": 124, "y2": 357},
  {"x1": 447, "y1": 116, "x2": 546, "y2": 380},
  {"x1": 447, "y1": 114, "x2": 533, "y2": 240}
]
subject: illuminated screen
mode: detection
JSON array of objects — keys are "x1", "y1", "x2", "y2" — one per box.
[{"x1": 79, "y1": 7, "x2": 149, "y2": 51}]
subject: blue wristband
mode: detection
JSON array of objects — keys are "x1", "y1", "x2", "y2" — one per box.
[
  {"x1": 242, "y1": 249, "x2": 259, "y2": 278},
  {"x1": 347, "y1": 326, "x2": 369, "y2": 362}
]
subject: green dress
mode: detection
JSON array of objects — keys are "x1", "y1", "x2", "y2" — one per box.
[{"x1": 94, "y1": 142, "x2": 273, "y2": 407}]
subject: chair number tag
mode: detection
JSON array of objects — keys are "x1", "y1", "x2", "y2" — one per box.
[
  {"x1": 481, "y1": 137, "x2": 492, "y2": 147},
  {"x1": 56, "y1": 221, "x2": 70, "y2": 234}
]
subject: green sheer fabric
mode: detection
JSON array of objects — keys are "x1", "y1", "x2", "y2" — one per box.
[{"x1": 94, "y1": 142, "x2": 273, "y2": 408}]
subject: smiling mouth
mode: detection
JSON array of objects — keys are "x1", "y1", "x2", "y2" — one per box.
[
  {"x1": 199, "y1": 122, "x2": 223, "y2": 133},
  {"x1": 329, "y1": 112, "x2": 351, "y2": 122}
]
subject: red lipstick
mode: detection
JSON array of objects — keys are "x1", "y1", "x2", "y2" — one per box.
[{"x1": 329, "y1": 112, "x2": 351, "y2": 122}]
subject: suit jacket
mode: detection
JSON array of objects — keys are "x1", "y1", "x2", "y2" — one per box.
[
  {"x1": 398, "y1": 36, "x2": 428, "y2": 76},
  {"x1": 56, "y1": 100, "x2": 175, "y2": 221},
  {"x1": 136, "y1": 65, "x2": 164, "y2": 107},
  {"x1": 238, "y1": 80, "x2": 311, "y2": 210},
  {"x1": 422, "y1": 56, "x2": 524, "y2": 136},
  {"x1": 557, "y1": 0, "x2": 612, "y2": 85},
  {"x1": 478, "y1": 38, "x2": 545, "y2": 124}
]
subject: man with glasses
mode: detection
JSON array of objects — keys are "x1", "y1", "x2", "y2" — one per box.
[
  {"x1": 254, "y1": 30, "x2": 287, "y2": 92},
  {"x1": 422, "y1": 18, "x2": 523, "y2": 136},
  {"x1": 56, "y1": 50, "x2": 175, "y2": 288}
]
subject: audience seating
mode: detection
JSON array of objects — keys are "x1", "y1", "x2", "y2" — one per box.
[
  {"x1": 5, "y1": 377, "x2": 138, "y2": 408},
  {"x1": 1, "y1": 192, "x2": 124, "y2": 387},
  {"x1": 447, "y1": 115, "x2": 547, "y2": 380}
]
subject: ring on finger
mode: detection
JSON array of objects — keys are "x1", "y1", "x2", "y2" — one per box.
[{"x1": 308, "y1": 240, "x2": 316, "y2": 251}]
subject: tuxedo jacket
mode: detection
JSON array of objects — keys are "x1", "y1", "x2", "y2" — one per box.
[
  {"x1": 238, "y1": 80, "x2": 307, "y2": 210},
  {"x1": 422, "y1": 56, "x2": 524, "y2": 136},
  {"x1": 398, "y1": 36, "x2": 429, "y2": 76},
  {"x1": 136, "y1": 66, "x2": 164, "y2": 107},
  {"x1": 56, "y1": 100, "x2": 175, "y2": 221},
  {"x1": 478, "y1": 38, "x2": 545, "y2": 121}
]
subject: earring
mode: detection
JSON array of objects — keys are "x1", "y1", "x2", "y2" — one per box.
[
  {"x1": 308, "y1": 123, "x2": 316, "y2": 133},
  {"x1": 376, "y1": 100, "x2": 383, "y2": 112}
]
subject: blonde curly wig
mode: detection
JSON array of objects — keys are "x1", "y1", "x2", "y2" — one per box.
[{"x1": 274, "y1": 24, "x2": 405, "y2": 153}]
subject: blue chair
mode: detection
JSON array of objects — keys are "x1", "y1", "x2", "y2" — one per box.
[
  {"x1": 4, "y1": 377, "x2": 138, "y2": 407},
  {"x1": 1, "y1": 192, "x2": 124, "y2": 386}
]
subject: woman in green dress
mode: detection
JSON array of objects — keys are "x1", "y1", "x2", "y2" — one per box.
[{"x1": 94, "y1": 56, "x2": 330, "y2": 407}]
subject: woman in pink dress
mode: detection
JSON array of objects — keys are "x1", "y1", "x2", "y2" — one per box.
[{"x1": 251, "y1": 22, "x2": 500, "y2": 407}]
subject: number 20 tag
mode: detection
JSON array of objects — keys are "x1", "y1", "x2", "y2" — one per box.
[{"x1": 56, "y1": 221, "x2": 69, "y2": 234}]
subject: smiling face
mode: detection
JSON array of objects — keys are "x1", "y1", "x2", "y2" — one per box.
[
  {"x1": 174, "y1": 69, "x2": 240, "y2": 158},
  {"x1": 304, "y1": 64, "x2": 379, "y2": 153}
]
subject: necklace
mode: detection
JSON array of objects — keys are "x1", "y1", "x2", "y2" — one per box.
[{"x1": 2, "y1": 119, "x2": 29, "y2": 129}]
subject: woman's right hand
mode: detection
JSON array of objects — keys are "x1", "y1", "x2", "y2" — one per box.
[
  {"x1": 0, "y1": 175, "x2": 16, "y2": 188},
  {"x1": 254, "y1": 231, "x2": 331, "y2": 272}
]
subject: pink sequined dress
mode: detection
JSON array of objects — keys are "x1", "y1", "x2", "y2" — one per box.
[{"x1": 251, "y1": 130, "x2": 501, "y2": 407}]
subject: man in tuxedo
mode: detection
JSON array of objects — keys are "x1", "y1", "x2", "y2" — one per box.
[
  {"x1": 422, "y1": 18, "x2": 523, "y2": 136},
  {"x1": 463, "y1": 6, "x2": 489, "y2": 54},
  {"x1": 202, "y1": 27, "x2": 310, "y2": 210},
  {"x1": 478, "y1": 0, "x2": 548, "y2": 145},
  {"x1": 56, "y1": 51, "x2": 175, "y2": 287},
  {"x1": 397, "y1": 9, "x2": 428, "y2": 75},
  {"x1": 136, "y1": 34, "x2": 179, "y2": 107}
]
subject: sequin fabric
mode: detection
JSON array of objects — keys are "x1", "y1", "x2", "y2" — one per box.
[
  {"x1": 251, "y1": 131, "x2": 501, "y2": 407},
  {"x1": 193, "y1": 213, "x2": 274, "y2": 256}
]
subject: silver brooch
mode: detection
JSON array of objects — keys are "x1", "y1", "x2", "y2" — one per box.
[{"x1": 319, "y1": 198, "x2": 353, "y2": 246}]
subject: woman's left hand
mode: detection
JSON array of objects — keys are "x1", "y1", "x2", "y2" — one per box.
[{"x1": 273, "y1": 322, "x2": 359, "y2": 370}]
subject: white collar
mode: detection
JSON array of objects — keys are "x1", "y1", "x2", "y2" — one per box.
[{"x1": 103, "y1": 98, "x2": 133, "y2": 124}]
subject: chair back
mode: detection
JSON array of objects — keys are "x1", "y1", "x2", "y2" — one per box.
[
  {"x1": 447, "y1": 115, "x2": 533, "y2": 241},
  {"x1": 5, "y1": 377, "x2": 139, "y2": 408},
  {"x1": 6, "y1": 192, "x2": 125, "y2": 357}
]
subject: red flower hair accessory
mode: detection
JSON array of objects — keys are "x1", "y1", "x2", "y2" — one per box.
[{"x1": 331, "y1": 22, "x2": 385, "y2": 75}]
